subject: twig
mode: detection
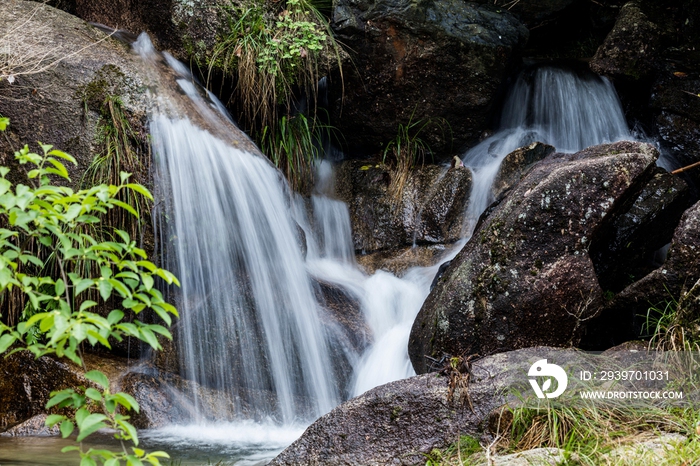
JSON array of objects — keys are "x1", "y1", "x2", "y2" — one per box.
[{"x1": 671, "y1": 160, "x2": 700, "y2": 175}]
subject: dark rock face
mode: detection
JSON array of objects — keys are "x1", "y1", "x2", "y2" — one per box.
[
  {"x1": 334, "y1": 161, "x2": 472, "y2": 253},
  {"x1": 583, "y1": 199, "x2": 700, "y2": 348},
  {"x1": 409, "y1": 141, "x2": 658, "y2": 373},
  {"x1": 357, "y1": 244, "x2": 449, "y2": 276},
  {"x1": 329, "y1": 0, "x2": 529, "y2": 156},
  {"x1": 492, "y1": 142, "x2": 556, "y2": 201},
  {"x1": 474, "y1": 0, "x2": 580, "y2": 29},
  {"x1": 589, "y1": 168, "x2": 690, "y2": 292},
  {"x1": 69, "y1": 0, "x2": 224, "y2": 61},
  {"x1": 0, "y1": 352, "x2": 85, "y2": 433},
  {"x1": 590, "y1": 2, "x2": 661, "y2": 80}
]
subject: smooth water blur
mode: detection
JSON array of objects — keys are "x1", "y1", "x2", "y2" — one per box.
[
  {"x1": 463, "y1": 66, "x2": 633, "y2": 226},
  {"x1": 140, "y1": 33, "x2": 339, "y2": 424}
]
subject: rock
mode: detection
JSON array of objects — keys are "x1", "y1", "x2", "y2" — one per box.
[
  {"x1": 0, "y1": 352, "x2": 86, "y2": 433},
  {"x1": 334, "y1": 161, "x2": 472, "y2": 253},
  {"x1": 474, "y1": 0, "x2": 580, "y2": 29},
  {"x1": 492, "y1": 142, "x2": 556, "y2": 201},
  {"x1": 118, "y1": 370, "x2": 250, "y2": 428},
  {"x1": 482, "y1": 448, "x2": 569, "y2": 466},
  {"x1": 0, "y1": 1, "x2": 151, "y2": 187},
  {"x1": 590, "y1": 2, "x2": 661, "y2": 80},
  {"x1": 0, "y1": 414, "x2": 60, "y2": 437},
  {"x1": 0, "y1": 351, "x2": 132, "y2": 433},
  {"x1": 269, "y1": 347, "x2": 611, "y2": 466},
  {"x1": 70, "y1": 0, "x2": 225, "y2": 62},
  {"x1": 656, "y1": 111, "x2": 700, "y2": 186},
  {"x1": 590, "y1": 168, "x2": 690, "y2": 292},
  {"x1": 329, "y1": 0, "x2": 529, "y2": 156},
  {"x1": 357, "y1": 244, "x2": 449, "y2": 276},
  {"x1": 582, "y1": 199, "x2": 700, "y2": 348},
  {"x1": 409, "y1": 141, "x2": 659, "y2": 373},
  {"x1": 604, "y1": 433, "x2": 687, "y2": 463}
]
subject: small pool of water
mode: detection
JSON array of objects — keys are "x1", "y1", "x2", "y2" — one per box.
[{"x1": 0, "y1": 422, "x2": 306, "y2": 466}]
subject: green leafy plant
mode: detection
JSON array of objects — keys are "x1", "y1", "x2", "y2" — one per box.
[
  {"x1": 0, "y1": 120, "x2": 179, "y2": 465},
  {"x1": 209, "y1": 0, "x2": 338, "y2": 132}
]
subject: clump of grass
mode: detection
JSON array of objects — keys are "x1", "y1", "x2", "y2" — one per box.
[
  {"x1": 644, "y1": 280, "x2": 700, "y2": 352},
  {"x1": 424, "y1": 435, "x2": 482, "y2": 466},
  {"x1": 204, "y1": 0, "x2": 345, "y2": 191},
  {"x1": 382, "y1": 115, "x2": 441, "y2": 200},
  {"x1": 78, "y1": 65, "x2": 148, "y2": 240},
  {"x1": 259, "y1": 112, "x2": 336, "y2": 193}
]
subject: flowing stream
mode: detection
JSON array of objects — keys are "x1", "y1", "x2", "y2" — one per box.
[
  {"x1": 142, "y1": 44, "x2": 636, "y2": 462},
  {"x1": 1, "y1": 41, "x2": 641, "y2": 464}
]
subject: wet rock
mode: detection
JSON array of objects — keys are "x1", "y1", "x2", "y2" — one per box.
[
  {"x1": 590, "y1": 2, "x2": 661, "y2": 80},
  {"x1": 357, "y1": 244, "x2": 449, "y2": 276},
  {"x1": 582, "y1": 199, "x2": 700, "y2": 348},
  {"x1": 269, "y1": 347, "x2": 599, "y2": 466},
  {"x1": 0, "y1": 352, "x2": 85, "y2": 433},
  {"x1": 70, "y1": 0, "x2": 225, "y2": 61},
  {"x1": 656, "y1": 111, "x2": 700, "y2": 185},
  {"x1": 329, "y1": 0, "x2": 529, "y2": 156},
  {"x1": 492, "y1": 142, "x2": 556, "y2": 201},
  {"x1": 0, "y1": 352, "x2": 131, "y2": 433},
  {"x1": 409, "y1": 141, "x2": 658, "y2": 373},
  {"x1": 334, "y1": 161, "x2": 472, "y2": 253}
]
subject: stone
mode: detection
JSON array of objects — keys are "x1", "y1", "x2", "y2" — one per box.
[
  {"x1": 334, "y1": 161, "x2": 472, "y2": 253},
  {"x1": 492, "y1": 142, "x2": 556, "y2": 201},
  {"x1": 329, "y1": 0, "x2": 529, "y2": 156},
  {"x1": 583, "y1": 199, "x2": 700, "y2": 348},
  {"x1": 590, "y1": 2, "x2": 661, "y2": 80},
  {"x1": 589, "y1": 168, "x2": 691, "y2": 293},
  {"x1": 409, "y1": 141, "x2": 659, "y2": 373}
]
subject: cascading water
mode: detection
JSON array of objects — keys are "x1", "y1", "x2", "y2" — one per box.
[
  {"x1": 137, "y1": 34, "x2": 339, "y2": 426},
  {"x1": 463, "y1": 65, "x2": 632, "y2": 223},
  {"x1": 130, "y1": 33, "x2": 639, "y2": 462}
]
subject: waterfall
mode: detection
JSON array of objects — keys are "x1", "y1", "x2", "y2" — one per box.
[
  {"x1": 463, "y1": 65, "x2": 632, "y2": 225},
  {"x1": 138, "y1": 34, "x2": 339, "y2": 424},
  {"x1": 134, "y1": 29, "x2": 637, "y2": 460}
]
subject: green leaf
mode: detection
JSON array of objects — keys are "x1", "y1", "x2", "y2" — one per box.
[
  {"x1": 105, "y1": 458, "x2": 120, "y2": 466},
  {"x1": 0, "y1": 333, "x2": 16, "y2": 353},
  {"x1": 80, "y1": 456, "x2": 97, "y2": 466},
  {"x1": 76, "y1": 413, "x2": 108, "y2": 441},
  {"x1": 75, "y1": 279, "x2": 94, "y2": 296},
  {"x1": 0, "y1": 117, "x2": 9, "y2": 131},
  {"x1": 124, "y1": 183, "x2": 153, "y2": 201},
  {"x1": 107, "y1": 310, "x2": 124, "y2": 325},
  {"x1": 87, "y1": 330, "x2": 111, "y2": 349},
  {"x1": 98, "y1": 279, "x2": 113, "y2": 301},
  {"x1": 141, "y1": 273, "x2": 154, "y2": 291},
  {"x1": 45, "y1": 414, "x2": 65, "y2": 427},
  {"x1": 112, "y1": 392, "x2": 139, "y2": 413},
  {"x1": 80, "y1": 300, "x2": 98, "y2": 312},
  {"x1": 61, "y1": 445, "x2": 80, "y2": 453},
  {"x1": 85, "y1": 387, "x2": 103, "y2": 402},
  {"x1": 60, "y1": 420, "x2": 75, "y2": 438},
  {"x1": 84, "y1": 370, "x2": 110, "y2": 390}
]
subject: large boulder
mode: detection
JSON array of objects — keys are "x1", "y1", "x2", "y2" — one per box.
[
  {"x1": 409, "y1": 141, "x2": 659, "y2": 373},
  {"x1": 590, "y1": 2, "x2": 661, "y2": 80},
  {"x1": 329, "y1": 0, "x2": 529, "y2": 156},
  {"x1": 589, "y1": 168, "x2": 690, "y2": 292},
  {"x1": 271, "y1": 346, "x2": 671, "y2": 466},
  {"x1": 334, "y1": 161, "x2": 472, "y2": 253},
  {"x1": 0, "y1": 1, "x2": 151, "y2": 186}
]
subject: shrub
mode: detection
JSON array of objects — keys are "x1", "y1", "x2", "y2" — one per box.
[{"x1": 0, "y1": 119, "x2": 179, "y2": 465}]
